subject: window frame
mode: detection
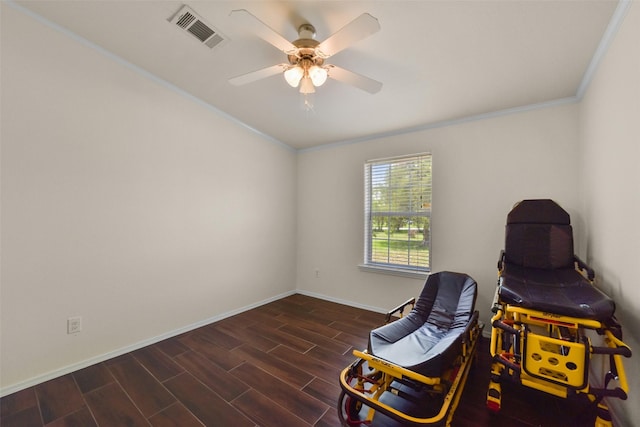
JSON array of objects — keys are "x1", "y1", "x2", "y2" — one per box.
[{"x1": 361, "y1": 153, "x2": 432, "y2": 277}]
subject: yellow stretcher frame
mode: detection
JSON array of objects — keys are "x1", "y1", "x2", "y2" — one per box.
[
  {"x1": 488, "y1": 302, "x2": 632, "y2": 427},
  {"x1": 338, "y1": 311, "x2": 483, "y2": 427}
]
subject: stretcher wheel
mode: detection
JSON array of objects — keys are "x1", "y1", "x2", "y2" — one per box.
[
  {"x1": 486, "y1": 379, "x2": 502, "y2": 412},
  {"x1": 338, "y1": 390, "x2": 364, "y2": 425},
  {"x1": 347, "y1": 396, "x2": 363, "y2": 416}
]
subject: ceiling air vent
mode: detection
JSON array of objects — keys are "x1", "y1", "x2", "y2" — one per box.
[{"x1": 169, "y1": 5, "x2": 227, "y2": 49}]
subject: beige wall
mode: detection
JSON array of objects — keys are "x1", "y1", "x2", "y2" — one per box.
[
  {"x1": 1, "y1": 4, "x2": 297, "y2": 392},
  {"x1": 578, "y1": 2, "x2": 639, "y2": 425},
  {"x1": 296, "y1": 103, "x2": 581, "y2": 326}
]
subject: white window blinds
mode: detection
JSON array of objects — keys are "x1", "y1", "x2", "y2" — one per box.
[{"x1": 364, "y1": 153, "x2": 432, "y2": 271}]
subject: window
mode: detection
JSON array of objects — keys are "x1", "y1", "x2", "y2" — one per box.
[{"x1": 363, "y1": 153, "x2": 432, "y2": 274}]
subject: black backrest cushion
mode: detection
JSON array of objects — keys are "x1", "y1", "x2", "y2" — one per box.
[
  {"x1": 505, "y1": 223, "x2": 574, "y2": 269},
  {"x1": 504, "y1": 200, "x2": 574, "y2": 269},
  {"x1": 507, "y1": 199, "x2": 570, "y2": 225}
]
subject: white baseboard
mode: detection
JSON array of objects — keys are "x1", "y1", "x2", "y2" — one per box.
[
  {"x1": 0, "y1": 290, "x2": 296, "y2": 397},
  {"x1": 296, "y1": 289, "x2": 495, "y2": 338},
  {"x1": 481, "y1": 327, "x2": 492, "y2": 338},
  {"x1": 295, "y1": 289, "x2": 388, "y2": 314}
]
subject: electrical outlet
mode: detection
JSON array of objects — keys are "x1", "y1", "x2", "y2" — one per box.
[
  {"x1": 315, "y1": 268, "x2": 320, "y2": 278},
  {"x1": 67, "y1": 316, "x2": 82, "y2": 334}
]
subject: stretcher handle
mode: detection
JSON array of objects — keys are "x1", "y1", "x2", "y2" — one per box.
[
  {"x1": 492, "y1": 319, "x2": 520, "y2": 336},
  {"x1": 573, "y1": 255, "x2": 595, "y2": 280},
  {"x1": 462, "y1": 311, "x2": 481, "y2": 345},
  {"x1": 497, "y1": 250, "x2": 505, "y2": 271},
  {"x1": 384, "y1": 297, "x2": 416, "y2": 323},
  {"x1": 589, "y1": 386, "x2": 628, "y2": 400},
  {"x1": 493, "y1": 353, "x2": 521, "y2": 373},
  {"x1": 591, "y1": 345, "x2": 632, "y2": 358}
]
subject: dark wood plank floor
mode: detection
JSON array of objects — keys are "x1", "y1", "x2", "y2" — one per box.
[{"x1": 1, "y1": 294, "x2": 599, "y2": 426}]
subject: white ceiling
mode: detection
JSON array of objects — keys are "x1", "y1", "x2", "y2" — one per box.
[{"x1": 12, "y1": 0, "x2": 620, "y2": 150}]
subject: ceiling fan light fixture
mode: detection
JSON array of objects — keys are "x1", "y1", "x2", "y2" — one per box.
[
  {"x1": 309, "y1": 65, "x2": 328, "y2": 87},
  {"x1": 299, "y1": 76, "x2": 316, "y2": 94},
  {"x1": 284, "y1": 66, "x2": 304, "y2": 87}
]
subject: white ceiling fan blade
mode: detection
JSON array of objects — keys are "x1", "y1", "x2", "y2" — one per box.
[
  {"x1": 229, "y1": 64, "x2": 288, "y2": 86},
  {"x1": 327, "y1": 65, "x2": 382, "y2": 94},
  {"x1": 230, "y1": 9, "x2": 296, "y2": 54},
  {"x1": 316, "y1": 13, "x2": 380, "y2": 58}
]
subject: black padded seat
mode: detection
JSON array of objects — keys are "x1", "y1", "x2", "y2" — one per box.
[
  {"x1": 368, "y1": 271, "x2": 477, "y2": 378},
  {"x1": 500, "y1": 263, "x2": 615, "y2": 320},
  {"x1": 498, "y1": 199, "x2": 615, "y2": 321}
]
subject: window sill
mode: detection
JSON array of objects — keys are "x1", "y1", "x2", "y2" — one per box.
[{"x1": 358, "y1": 264, "x2": 429, "y2": 280}]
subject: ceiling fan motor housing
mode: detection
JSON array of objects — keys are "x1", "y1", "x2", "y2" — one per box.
[
  {"x1": 287, "y1": 23, "x2": 325, "y2": 66},
  {"x1": 298, "y1": 23, "x2": 316, "y2": 39}
]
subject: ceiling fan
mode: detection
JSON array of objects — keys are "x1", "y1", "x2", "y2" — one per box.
[{"x1": 229, "y1": 9, "x2": 383, "y2": 96}]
